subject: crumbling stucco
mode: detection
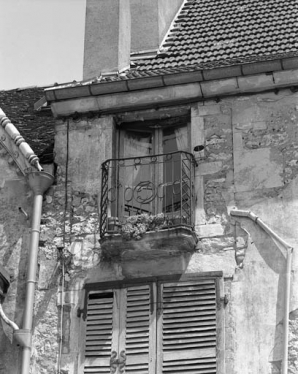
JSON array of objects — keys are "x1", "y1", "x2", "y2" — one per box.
[{"x1": 1, "y1": 90, "x2": 298, "y2": 373}]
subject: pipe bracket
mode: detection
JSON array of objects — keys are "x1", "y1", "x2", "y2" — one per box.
[{"x1": 14, "y1": 329, "x2": 32, "y2": 348}]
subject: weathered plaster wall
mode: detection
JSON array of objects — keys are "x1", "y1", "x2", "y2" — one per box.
[
  {"x1": 1, "y1": 89, "x2": 298, "y2": 374},
  {"x1": 192, "y1": 89, "x2": 298, "y2": 373},
  {"x1": 0, "y1": 154, "x2": 32, "y2": 374}
]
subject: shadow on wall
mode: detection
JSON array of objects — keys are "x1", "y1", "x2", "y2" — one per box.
[
  {"x1": 235, "y1": 217, "x2": 287, "y2": 372},
  {"x1": 0, "y1": 179, "x2": 33, "y2": 374}
]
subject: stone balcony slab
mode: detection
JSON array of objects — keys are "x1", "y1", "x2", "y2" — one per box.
[{"x1": 100, "y1": 227, "x2": 198, "y2": 261}]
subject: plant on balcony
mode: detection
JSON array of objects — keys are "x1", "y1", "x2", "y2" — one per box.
[{"x1": 121, "y1": 213, "x2": 167, "y2": 240}]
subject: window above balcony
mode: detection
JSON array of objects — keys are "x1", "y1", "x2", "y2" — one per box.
[{"x1": 100, "y1": 117, "x2": 198, "y2": 259}]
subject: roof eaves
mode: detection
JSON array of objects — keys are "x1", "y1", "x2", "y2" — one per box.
[{"x1": 44, "y1": 56, "x2": 298, "y2": 103}]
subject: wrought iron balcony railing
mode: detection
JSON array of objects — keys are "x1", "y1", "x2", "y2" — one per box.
[{"x1": 100, "y1": 151, "x2": 196, "y2": 238}]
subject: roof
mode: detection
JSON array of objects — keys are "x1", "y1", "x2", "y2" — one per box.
[
  {"x1": 46, "y1": 0, "x2": 298, "y2": 96},
  {"x1": 135, "y1": 0, "x2": 298, "y2": 73},
  {"x1": 0, "y1": 87, "x2": 55, "y2": 163}
]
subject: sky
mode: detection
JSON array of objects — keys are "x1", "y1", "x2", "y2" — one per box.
[{"x1": 0, "y1": 0, "x2": 86, "y2": 90}]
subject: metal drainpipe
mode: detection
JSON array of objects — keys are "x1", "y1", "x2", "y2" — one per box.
[
  {"x1": 230, "y1": 209, "x2": 293, "y2": 374},
  {"x1": 13, "y1": 171, "x2": 54, "y2": 374}
]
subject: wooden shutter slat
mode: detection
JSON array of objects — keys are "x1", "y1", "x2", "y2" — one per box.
[
  {"x1": 86, "y1": 335, "x2": 112, "y2": 341},
  {"x1": 126, "y1": 343, "x2": 149, "y2": 349},
  {"x1": 163, "y1": 348, "x2": 216, "y2": 361},
  {"x1": 126, "y1": 333, "x2": 149, "y2": 339},
  {"x1": 85, "y1": 345, "x2": 112, "y2": 351},
  {"x1": 84, "y1": 368, "x2": 110, "y2": 373},
  {"x1": 127, "y1": 304, "x2": 150, "y2": 311},
  {"x1": 164, "y1": 282, "x2": 215, "y2": 288},
  {"x1": 86, "y1": 326, "x2": 112, "y2": 333},
  {"x1": 163, "y1": 363, "x2": 216, "y2": 371},
  {"x1": 87, "y1": 300, "x2": 113, "y2": 306},
  {"x1": 163, "y1": 306, "x2": 216, "y2": 314},
  {"x1": 127, "y1": 294, "x2": 150, "y2": 301},
  {"x1": 163, "y1": 368, "x2": 216, "y2": 374},
  {"x1": 163, "y1": 294, "x2": 216, "y2": 301},
  {"x1": 126, "y1": 369, "x2": 148, "y2": 374},
  {"x1": 86, "y1": 318, "x2": 112, "y2": 326},
  {"x1": 163, "y1": 286, "x2": 215, "y2": 293},
  {"x1": 164, "y1": 315, "x2": 216, "y2": 323},
  {"x1": 127, "y1": 328, "x2": 150, "y2": 334},
  {"x1": 164, "y1": 325, "x2": 216, "y2": 332},
  {"x1": 126, "y1": 319, "x2": 150, "y2": 326},
  {"x1": 164, "y1": 300, "x2": 216, "y2": 308},
  {"x1": 164, "y1": 330, "x2": 216, "y2": 339},
  {"x1": 164, "y1": 335, "x2": 216, "y2": 344},
  {"x1": 125, "y1": 285, "x2": 149, "y2": 291}
]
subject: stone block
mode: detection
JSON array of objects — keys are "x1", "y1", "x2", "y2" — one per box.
[
  {"x1": 282, "y1": 57, "x2": 298, "y2": 70},
  {"x1": 195, "y1": 223, "x2": 225, "y2": 238},
  {"x1": 242, "y1": 60, "x2": 282, "y2": 75},
  {"x1": 196, "y1": 161, "x2": 223, "y2": 176},
  {"x1": 234, "y1": 148, "x2": 283, "y2": 192},
  {"x1": 198, "y1": 236, "x2": 235, "y2": 252},
  {"x1": 201, "y1": 78, "x2": 238, "y2": 97},
  {"x1": 186, "y1": 250, "x2": 236, "y2": 278},
  {"x1": 38, "y1": 259, "x2": 57, "y2": 289},
  {"x1": 273, "y1": 69, "x2": 298, "y2": 86},
  {"x1": 127, "y1": 76, "x2": 164, "y2": 91},
  {"x1": 252, "y1": 121, "x2": 267, "y2": 130},
  {"x1": 194, "y1": 175, "x2": 206, "y2": 225},
  {"x1": 238, "y1": 74, "x2": 274, "y2": 91},
  {"x1": 202, "y1": 65, "x2": 242, "y2": 81},
  {"x1": 232, "y1": 104, "x2": 260, "y2": 126},
  {"x1": 197, "y1": 105, "x2": 222, "y2": 116},
  {"x1": 191, "y1": 113, "x2": 204, "y2": 140},
  {"x1": 163, "y1": 71, "x2": 203, "y2": 85}
]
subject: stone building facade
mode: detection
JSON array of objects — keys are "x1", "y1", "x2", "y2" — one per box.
[{"x1": 1, "y1": 1, "x2": 298, "y2": 374}]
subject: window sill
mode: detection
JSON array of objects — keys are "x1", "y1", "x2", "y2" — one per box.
[{"x1": 100, "y1": 226, "x2": 198, "y2": 261}]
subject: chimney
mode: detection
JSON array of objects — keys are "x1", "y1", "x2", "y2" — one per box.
[
  {"x1": 130, "y1": 0, "x2": 184, "y2": 53},
  {"x1": 83, "y1": 0, "x2": 131, "y2": 80}
]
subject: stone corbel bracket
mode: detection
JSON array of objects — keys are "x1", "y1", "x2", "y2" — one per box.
[{"x1": 0, "y1": 109, "x2": 43, "y2": 175}]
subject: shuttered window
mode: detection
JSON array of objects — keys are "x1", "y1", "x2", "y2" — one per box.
[
  {"x1": 83, "y1": 275, "x2": 222, "y2": 374},
  {"x1": 84, "y1": 290, "x2": 118, "y2": 374},
  {"x1": 157, "y1": 279, "x2": 217, "y2": 374}
]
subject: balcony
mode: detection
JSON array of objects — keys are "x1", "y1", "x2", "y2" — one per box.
[{"x1": 100, "y1": 151, "x2": 198, "y2": 259}]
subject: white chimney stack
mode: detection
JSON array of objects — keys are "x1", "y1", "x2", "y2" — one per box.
[{"x1": 83, "y1": 0, "x2": 131, "y2": 79}]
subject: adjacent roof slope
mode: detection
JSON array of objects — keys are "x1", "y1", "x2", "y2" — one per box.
[
  {"x1": 0, "y1": 88, "x2": 55, "y2": 163},
  {"x1": 135, "y1": 0, "x2": 298, "y2": 73}
]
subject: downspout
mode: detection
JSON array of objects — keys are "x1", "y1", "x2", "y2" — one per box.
[
  {"x1": 14, "y1": 171, "x2": 54, "y2": 374},
  {"x1": 230, "y1": 209, "x2": 293, "y2": 374}
]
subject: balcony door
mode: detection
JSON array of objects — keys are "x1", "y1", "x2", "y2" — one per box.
[{"x1": 117, "y1": 121, "x2": 189, "y2": 220}]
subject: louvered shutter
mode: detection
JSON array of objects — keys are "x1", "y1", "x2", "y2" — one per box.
[
  {"x1": 119, "y1": 284, "x2": 156, "y2": 374},
  {"x1": 157, "y1": 279, "x2": 217, "y2": 374},
  {"x1": 84, "y1": 290, "x2": 120, "y2": 374}
]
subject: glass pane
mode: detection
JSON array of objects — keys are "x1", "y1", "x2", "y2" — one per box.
[
  {"x1": 123, "y1": 130, "x2": 153, "y2": 157},
  {"x1": 120, "y1": 130, "x2": 155, "y2": 218},
  {"x1": 162, "y1": 126, "x2": 188, "y2": 221}
]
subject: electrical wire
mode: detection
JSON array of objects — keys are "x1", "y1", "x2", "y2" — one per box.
[{"x1": 57, "y1": 119, "x2": 70, "y2": 374}]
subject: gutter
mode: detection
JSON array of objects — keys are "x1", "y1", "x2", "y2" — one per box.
[
  {"x1": 44, "y1": 56, "x2": 298, "y2": 103},
  {"x1": 13, "y1": 171, "x2": 54, "y2": 374},
  {"x1": 230, "y1": 209, "x2": 293, "y2": 374},
  {"x1": 0, "y1": 109, "x2": 43, "y2": 173}
]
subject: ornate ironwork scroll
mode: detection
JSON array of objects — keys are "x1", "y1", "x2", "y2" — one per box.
[{"x1": 100, "y1": 151, "x2": 196, "y2": 238}]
